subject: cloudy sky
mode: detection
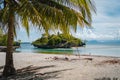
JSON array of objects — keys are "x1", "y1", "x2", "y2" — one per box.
[
  {"x1": 16, "y1": 0, "x2": 120, "y2": 42},
  {"x1": 75, "y1": 0, "x2": 120, "y2": 41}
]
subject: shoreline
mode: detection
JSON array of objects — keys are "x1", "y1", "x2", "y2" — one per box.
[
  {"x1": 1, "y1": 52, "x2": 120, "y2": 58},
  {"x1": 0, "y1": 52, "x2": 120, "y2": 80}
]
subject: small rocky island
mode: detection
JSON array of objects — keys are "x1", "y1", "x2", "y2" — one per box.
[{"x1": 32, "y1": 34, "x2": 85, "y2": 49}]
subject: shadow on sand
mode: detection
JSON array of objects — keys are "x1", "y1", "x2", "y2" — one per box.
[
  {"x1": 0, "y1": 66, "x2": 4, "y2": 78},
  {"x1": 0, "y1": 66, "x2": 4, "y2": 70},
  {"x1": 0, "y1": 65, "x2": 72, "y2": 80}
]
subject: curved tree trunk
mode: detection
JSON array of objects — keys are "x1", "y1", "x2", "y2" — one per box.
[{"x1": 3, "y1": 3, "x2": 16, "y2": 77}]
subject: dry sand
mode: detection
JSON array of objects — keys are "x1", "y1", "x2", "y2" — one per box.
[{"x1": 0, "y1": 52, "x2": 120, "y2": 80}]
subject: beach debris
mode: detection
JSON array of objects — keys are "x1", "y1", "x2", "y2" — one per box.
[
  {"x1": 84, "y1": 58, "x2": 93, "y2": 61},
  {"x1": 45, "y1": 56, "x2": 82, "y2": 61},
  {"x1": 53, "y1": 56, "x2": 59, "y2": 60},
  {"x1": 45, "y1": 56, "x2": 69, "y2": 61},
  {"x1": 45, "y1": 57, "x2": 52, "y2": 60},
  {"x1": 97, "y1": 59, "x2": 120, "y2": 65},
  {"x1": 45, "y1": 57, "x2": 49, "y2": 59},
  {"x1": 53, "y1": 56, "x2": 69, "y2": 61},
  {"x1": 65, "y1": 57, "x2": 69, "y2": 61},
  {"x1": 101, "y1": 59, "x2": 120, "y2": 64}
]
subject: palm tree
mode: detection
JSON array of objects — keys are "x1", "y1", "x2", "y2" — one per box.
[{"x1": 0, "y1": 0, "x2": 96, "y2": 77}]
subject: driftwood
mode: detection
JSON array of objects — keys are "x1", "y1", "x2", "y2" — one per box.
[
  {"x1": 45, "y1": 56, "x2": 81, "y2": 61},
  {"x1": 48, "y1": 56, "x2": 69, "y2": 61}
]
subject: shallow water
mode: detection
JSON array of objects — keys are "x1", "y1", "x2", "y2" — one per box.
[
  {"x1": 16, "y1": 41, "x2": 120, "y2": 57},
  {"x1": 74, "y1": 44, "x2": 120, "y2": 57}
]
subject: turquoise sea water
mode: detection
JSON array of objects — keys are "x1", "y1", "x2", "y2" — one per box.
[{"x1": 16, "y1": 40, "x2": 120, "y2": 57}]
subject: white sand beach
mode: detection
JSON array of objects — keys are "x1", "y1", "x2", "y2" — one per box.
[{"x1": 0, "y1": 52, "x2": 120, "y2": 80}]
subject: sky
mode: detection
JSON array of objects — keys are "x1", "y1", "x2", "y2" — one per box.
[
  {"x1": 16, "y1": 0, "x2": 120, "y2": 42},
  {"x1": 75, "y1": 0, "x2": 120, "y2": 41}
]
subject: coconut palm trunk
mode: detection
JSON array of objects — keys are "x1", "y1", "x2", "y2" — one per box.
[{"x1": 3, "y1": 4, "x2": 16, "y2": 77}]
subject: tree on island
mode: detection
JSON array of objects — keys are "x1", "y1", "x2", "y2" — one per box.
[{"x1": 0, "y1": 0, "x2": 96, "y2": 77}]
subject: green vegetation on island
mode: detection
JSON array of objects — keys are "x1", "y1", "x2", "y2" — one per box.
[{"x1": 32, "y1": 34, "x2": 85, "y2": 49}]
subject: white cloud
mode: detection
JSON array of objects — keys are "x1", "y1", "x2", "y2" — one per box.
[
  {"x1": 76, "y1": 0, "x2": 120, "y2": 40},
  {"x1": 75, "y1": 27, "x2": 115, "y2": 40}
]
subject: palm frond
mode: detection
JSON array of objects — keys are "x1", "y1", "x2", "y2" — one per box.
[{"x1": 0, "y1": 0, "x2": 96, "y2": 37}]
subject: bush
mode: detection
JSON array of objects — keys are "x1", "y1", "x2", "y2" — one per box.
[{"x1": 48, "y1": 35, "x2": 61, "y2": 46}]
